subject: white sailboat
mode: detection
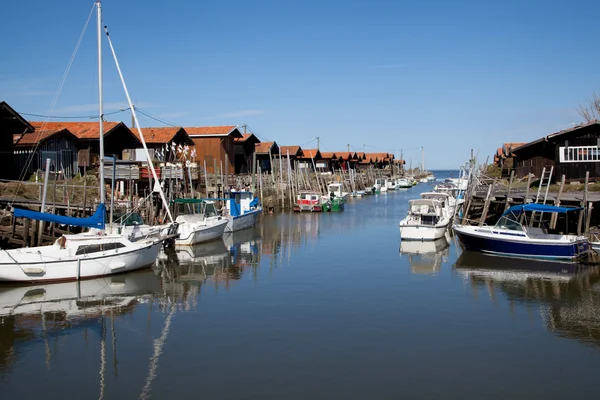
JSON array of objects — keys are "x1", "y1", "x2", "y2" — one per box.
[{"x1": 0, "y1": 1, "x2": 171, "y2": 283}]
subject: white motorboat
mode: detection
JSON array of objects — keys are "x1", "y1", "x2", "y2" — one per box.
[
  {"x1": 420, "y1": 192, "x2": 457, "y2": 220},
  {"x1": 173, "y1": 199, "x2": 228, "y2": 245},
  {"x1": 396, "y1": 177, "x2": 413, "y2": 189},
  {"x1": 373, "y1": 178, "x2": 386, "y2": 193},
  {"x1": 385, "y1": 178, "x2": 397, "y2": 191},
  {"x1": 399, "y1": 198, "x2": 450, "y2": 240},
  {"x1": 326, "y1": 183, "x2": 349, "y2": 201},
  {"x1": 223, "y1": 191, "x2": 262, "y2": 232}
]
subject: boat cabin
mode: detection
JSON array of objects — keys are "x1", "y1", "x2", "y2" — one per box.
[
  {"x1": 327, "y1": 183, "x2": 344, "y2": 197},
  {"x1": 173, "y1": 198, "x2": 220, "y2": 218},
  {"x1": 225, "y1": 191, "x2": 260, "y2": 217},
  {"x1": 408, "y1": 199, "x2": 443, "y2": 225},
  {"x1": 295, "y1": 191, "x2": 323, "y2": 212}
]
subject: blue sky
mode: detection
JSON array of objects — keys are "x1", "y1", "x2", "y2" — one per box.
[{"x1": 2, "y1": 0, "x2": 599, "y2": 168}]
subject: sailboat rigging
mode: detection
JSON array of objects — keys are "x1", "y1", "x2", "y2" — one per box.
[{"x1": 0, "y1": 0, "x2": 172, "y2": 282}]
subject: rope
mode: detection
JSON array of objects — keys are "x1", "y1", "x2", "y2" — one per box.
[{"x1": 11, "y1": 3, "x2": 96, "y2": 204}]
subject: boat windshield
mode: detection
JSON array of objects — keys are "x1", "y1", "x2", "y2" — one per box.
[
  {"x1": 203, "y1": 202, "x2": 219, "y2": 218},
  {"x1": 494, "y1": 215, "x2": 524, "y2": 231}
]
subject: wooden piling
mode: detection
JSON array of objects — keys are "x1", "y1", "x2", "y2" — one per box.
[
  {"x1": 550, "y1": 174, "x2": 565, "y2": 229},
  {"x1": 478, "y1": 179, "x2": 495, "y2": 226},
  {"x1": 577, "y1": 171, "x2": 589, "y2": 235},
  {"x1": 503, "y1": 170, "x2": 514, "y2": 212}
]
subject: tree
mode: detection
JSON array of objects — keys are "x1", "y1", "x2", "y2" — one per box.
[{"x1": 577, "y1": 92, "x2": 600, "y2": 122}]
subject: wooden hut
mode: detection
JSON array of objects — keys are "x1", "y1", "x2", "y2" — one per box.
[
  {"x1": 234, "y1": 133, "x2": 261, "y2": 173},
  {"x1": 186, "y1": 125, "x2": 242, "y2": 174},
  {"x1": 129, "y1": 126, "x2": 194, "y2": 162},
  {"x1": 254, "y1": 141, "x2": 279, "y2": 173},
  {"x1": 296, "y1": 149, "x2": 322, "y2": 170},
  {"x1": 27, "y1": 121, "x2": 141, "y2": 168},
  {"x1": 14, "y1": 124, "x2": 82, "y2": 178},
  {"x1": 512, "y1": 121, "x2": 600, "y2": 182},
  {"x1": 1, "y1": 101, "x2": 34, "y2": 179}
]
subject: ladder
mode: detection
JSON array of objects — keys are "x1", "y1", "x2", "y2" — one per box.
[
  {"x1": 535, "y1": 166, "x2": 554, "y2": 205},
  {"x1": 531, "y1": 166, "x2": 554, "y2": 227}
]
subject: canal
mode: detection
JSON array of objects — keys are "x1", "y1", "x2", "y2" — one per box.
[{"x1": 1, "y1": 171, "x2": 599, "y2": 399}]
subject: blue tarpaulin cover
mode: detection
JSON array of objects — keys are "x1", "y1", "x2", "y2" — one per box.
[
  {"x1": 502, "y1": 203, "x2": 582, "y2": 216},
  {"x1": 13, "y1": 203, "x2": 106, "y2": 229}
]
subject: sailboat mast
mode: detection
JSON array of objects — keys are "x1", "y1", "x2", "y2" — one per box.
[
  {"x1": 103, "y1": 26, "x2": 174, "y2": 223},
  {"x1": 96, "y1": 0, "x2": 105, "y2": 203}
]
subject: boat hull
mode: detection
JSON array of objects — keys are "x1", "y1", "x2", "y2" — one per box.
[
  {"x1": 176, "y1": 218, "x2": 228, "y2": 246},
  {"x1": 453, "y1": 225, "x2": 589, "y2": 260},
  {"x1": 225, "y1": 208, "x2": 261, "y2": 232},
  {"x1": 0, "y1": 241, "x2": 162, "y2": 283},
  {"x1": 399, "y1": 223, "x2": 448, "y2": 241},
  {"x1": 323, "y1": 199, "x2": 345, "y2": 212}
]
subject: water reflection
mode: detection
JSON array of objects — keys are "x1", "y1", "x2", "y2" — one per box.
[
  {"x1": 399, "y1": 234, "x2": 450, "y2": 275},
  {"x1": 454, "y1": 251, "x2": 600, "y2": 348},
  {"x1": 0, "y1": 270, "x2": 161, "y2": 373}
]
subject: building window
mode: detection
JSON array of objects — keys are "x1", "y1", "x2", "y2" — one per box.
[{"x1": 559, "y1": 145, "x2": 600, "y2": 163}]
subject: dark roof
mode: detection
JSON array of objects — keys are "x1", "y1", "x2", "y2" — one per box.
[
  {"x1": 513, "y1": 121, "x2": 600, "y2": 153},
  {"x1": 15, "y1": 127, "x2": 81, "y2": 146},
  {"x1": 28, "y1": 121, "x2": 131, "y2": 140},
  {"x1": 0, "y1": 101, "x2": 34, "y2": 133}
]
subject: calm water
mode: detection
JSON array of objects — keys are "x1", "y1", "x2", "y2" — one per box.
[{"x1": 1, "y1": 170, "x2": 600, "y2": 399}]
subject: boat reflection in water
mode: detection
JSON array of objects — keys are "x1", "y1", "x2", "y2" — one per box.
[
  {"x1": 454, "y1": 250, "x2": 600, "y2": 348},
  {"x1": 0, "y1": 270, "x2": 162, "y2": 380},
  {"x1": 399, "y1": 234, "x2": 450, "y2": 275},
  {"x1": 155, "y1": 229, "x2": 263, "y2": 303}
]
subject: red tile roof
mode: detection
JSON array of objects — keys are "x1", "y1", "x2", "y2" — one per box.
[
  {"x1": 365, "y1": 152, "x2": 391, "y2": 162},
  {"x1": 335, "y1": 151, "x2": 356, "y2": 160},
  {"x1": 502, "y1": 142, "x2": 527, "y2": 156},
  {"x1": 29, "y1": 121, "x2": 122, "y2": 139},
  {"x1": 15, "y1": 127, "x2": 71, "y2": 145},
  {"x1": 299, "y1": 149, "x2": 320, "y2": 159},
  {"x1": 234, "y1": 133, "x2": 261, "y2": 144},
  {"x1": 130, "y1": 127, "x2": 185, "y2": 144},
  {"x1": 319, "y1": 151, "x2": 337, "y2": 159},
  {"x1": 279, "y1": 145, "x2": 302, "y2": 156},
  {"x1": 255, "y1": 141, "x2": 278, "y2": 154},
  {"x1": 185, "y1": 125, "x2": 237, "y2": 137},
  {"x1": 355, "y1": 152, "x2": 366, "y2": 159}
]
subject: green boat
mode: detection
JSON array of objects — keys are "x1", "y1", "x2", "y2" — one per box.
[{"x1": 323, "y1": 197, "x2": 345, "y2": 212}]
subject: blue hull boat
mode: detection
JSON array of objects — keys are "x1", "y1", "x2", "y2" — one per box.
[{"x1": 453, "y1": 203, "x2": 590, "y2": 261}]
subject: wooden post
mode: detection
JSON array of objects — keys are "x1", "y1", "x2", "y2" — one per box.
[
  {"x1": 279, "y1": 149, "x2": 284, "y2": 210},
  {"x1": 203, "y1": 160, "x2": 209, "y2": 198},
  {"x1": 577, "y1": 171, "x2": 589, "y2": 235},
  {"x1": 258, "y1": 167, "x2": 263, "y2": 203},
  {"x1": 23, "y1": 218, "x2": 30, "y2": 247},
  {"x1": 585, "y1": 201, "x2": 593, "y2": 235},
  {"x1": 479, "y1": 180, "x2": 495, "y2": 226},
  {"x1": 550, "y1": 174, "x2": 566, "y2": 229},
  {"x1": 251, "y1": 152, "x2": 257, "y2": 193},
  {"x1": 524, "y1": 173, "x2": 533, "y2": 204},
  {"x1": 221, "y1": 159, "x2": 225, "y2": 198},
  {"x1": 503, "y1": 170, "x2": 514, "y2": 212}
]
